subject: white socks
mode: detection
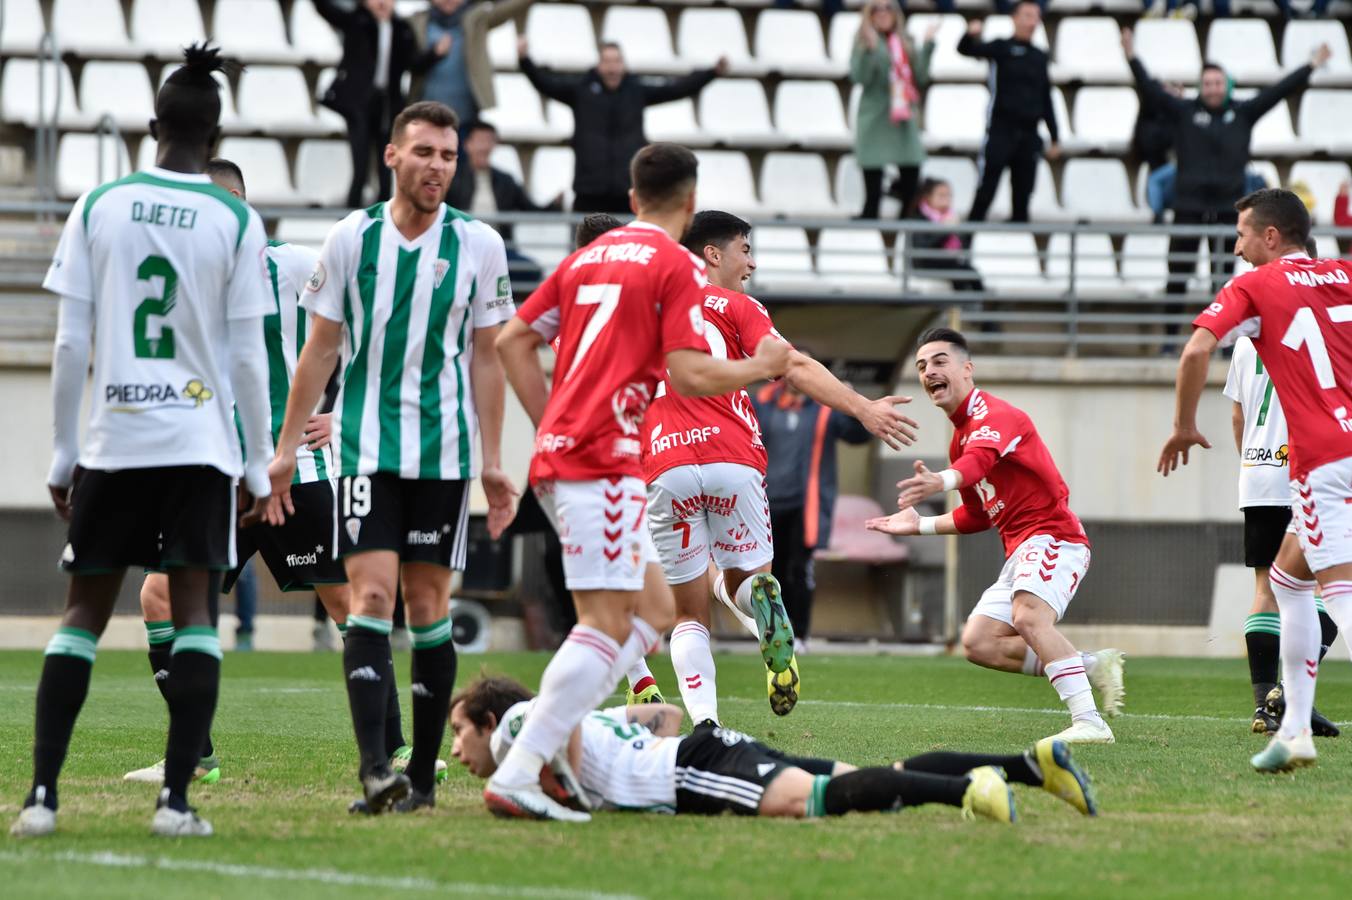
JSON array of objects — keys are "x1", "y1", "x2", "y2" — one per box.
[
  {"x1": 733, "y1": 576, "x2": 759, "y2": 622},
  {"x1": 1318, "y1": 582, "x2": 1352, "y2": 659},
  {"x1": 670, "y1": 621, "x2": 719, "y2": 725},
  {"x1": 1021, "y1": 646, "x2": 1043, "y2": 676},
  {"x1": 1270, "y1": 566, "x2": 1320, "y2": 740},
  {"x1": 626, "y1": 655, "x2": 656, "y2": 691},
  {"x1": 714, "y1": 572, "x2": 757, "y2": 637},
  {"x1": 1045, "y1": 655, "x2": 1102, "y2": 724},
  {"x1": 609, "y1": 616, "x2": 659, "y2": 691}
]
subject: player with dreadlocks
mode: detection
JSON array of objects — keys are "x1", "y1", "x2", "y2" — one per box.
[{"x1": 12, "y1": 44, "x2": 275, "y2": 838}]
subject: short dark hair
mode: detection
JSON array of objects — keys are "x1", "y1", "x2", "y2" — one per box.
[
  {"x1": 391, "y1": 100, "x2": 460, "y2": 144},
  {"x1": 1013, "y1": 0, "x2": 1041, "y2": 11},
  {"x1": 156, "y1": 43, "x2": 229, "y2": 145},
  {"x1": 449, "y1": 675, "x2": 534, "y2": 730},
  {"x1": 575, "y1": 213, "x2": 622, "y2": 249},
  {"x1": 630, "y1": 143, "x2": 697, "y2": 213},
  {"x1": 464, "y1": 119, "x2": 497, "y2": 139},
  {"x1": 599, "y1": 41, "x2": 623, "y2": 56},
  {"x1": 204, "y1": 157, "x2": 245, "y2": 196},
  {"x1": 916, "y1": 326, "x2": 970, "y2": 357},
  {"x1": 1235, "y1": 188, "x2": 1311, "y2": 249},
  {"x1": 1306, "y1": 237, "x2": 1319, "y2": 257},
  {"x1": 683, "y1": 210, "x2": 751, "y2": 259},
  {"x1": 1201, "y1": 62, "x2": 1226, "y2": 77}
]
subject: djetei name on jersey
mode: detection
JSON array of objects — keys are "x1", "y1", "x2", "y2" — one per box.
[{"x1": 130, "y1": 201, "x2": 198, "y2": 230}]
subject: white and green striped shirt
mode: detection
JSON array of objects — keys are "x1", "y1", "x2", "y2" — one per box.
[
  {"x1": 264, "y1": 240, "x2": 332, "y2": 484},
  {"x1": 302, "y1": 203, "x2": 514, "y2": 480}
]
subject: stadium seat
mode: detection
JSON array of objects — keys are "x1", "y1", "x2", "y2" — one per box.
[
  {"x1": 56, "y1": 133, "x2": 131, "y2": 199},
  {"x1": 601, "y1": 7, "x2": 680, "y2": 74},
  {"x1": 676, "y1": 9, "x2": 762, "y2": 76},
  {"x1": 275, "y1": 216, "x2": 341, "y2": 250},
  {"x1": 922, "y1": 85, "x2": 989, "y2": 152},
  {"x1": 759, "y1": 152, "x2": 839, "y2": 218},
  {"x1": 990, "y1": 159, "x2": 1063, "y2": 222},
  {"x1": 528, "y1": 146, "x2": 575, "y2": 209},
  {"x1": 699, "y1": 79, "x2": 787, "y2": 148},
  {"x1": 489, "y1": 144, "x2": 524, "y2": 185},
  {"x1": 546, "y1": 100, "x2": 574, "y2": 138},
  {"x1": 487, "y1": 22, "x2": 519, "y2": 71},
  {"x1": 79, "y1": 62, "x2": 155, "y2": 132},
  {"x1": 1046, "y1": 233, "x2": 1127, "y2": 295},
  {"x1": 215, "y1": 137, "x2": 300, "y2": 205},
  {"x1": 295, "y1": 139, "x2": 352, "y2": 207},
  {"x1": 1052, "y1": 17, "x2": 1130, "y2": 84},
  {"x1": 920, "y1": 156, "x2": 979, "y2": 215},
  {"x1": 52, "y1": 0, "x2": 136, "y2": 59},
  {"x1": 1132, "y1": 19, "x2": 1201, "y2": 83},
  {"x1": 908, "y1": 15, "x2": 986, "y2": 82},
  {"x1": 1205, "y1": 20, "x2": 1281, "y2": 85},
  {"x1": 524, "y1": 4, "x2": 596, "y2": 70},
  {"x1": 832, "y1": 154, "x2": 901, "y2": 219},
  {"x1": 1282, "y1": 21, "x2": 1352, "y2": 87},
  {"x1": 515, "y1": 223, "x2": 572, "y2": 270},
  {"x1": 972, "y1": 231, "x2": 1049, "y2": 293},
  {"x1": 773, "y1": 81, "x2": 851, "y2": 150},
  {"x1": 1235, "y1": 90, "x2": 1300, "y2": 157},
  {"x1": 211, "y1": 0, "x2": 294, "y2": 64},
  {"x1": 237, "y1": 66, "x2": 329, "y2": 136},
  {"x1": 1, "y1": 59, "x2": 88, "y2": 129},
  {"x1": 818, "y1": 496, "x2": 908, "y2": 564},
  {"x1": 0, "y1": 0, "x2": 43, "y2": 57},
  {"x1": 754, "y1": 10, "x2": 841, "y2": 78},
  {"x1": 644, "y1": 99, "x2": 705, "y2": 146},
  {"x1": 481, "y1": 74, "x2": 562, "y2": 142},
  {"x1": 313, "y1": 68, "x2": 347, "y2": 134},
  {"x1": 1289, "y1": 161, "x2": 1352, "y2": 226},
  {"x1": 693, "y1": 150, "x2": 763, "y2": 216},
  {"x1": 1071, "y1": 87, "x2": 1137, "y2": 154},
  {"x1": 816, "y1": 228, "x2": 896, "y2": 293},
  {"x1": 828, "y1": 13, "x2": 862, "y2": 71},
  {"x1": 1120, "y1": 232, "x2": 1169, "y2": 295},
  {"x1": 1248, "y1": 159, "x2": 1280, "y2": 193},
  {"x1": 749, "y1": 226, "x2": 819, "y2": 293},
  {"x1": 1063, "y1": 159, "x2": 1145, "y2": 222},
  {"x1": 1297, "y1": 90, "x2": 1352, "y2": 155},
  {"x1": 291, "y1": 0, "x2": 344, "y2": 67},
  {"x1": 130, "y1": 0, "x2": 207, "y2": 60}
]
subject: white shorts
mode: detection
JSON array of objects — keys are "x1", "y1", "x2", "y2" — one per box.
[
  {"x1": 1291, "y1": 457, "x2": 1352, "y2": 573},
  {"x1": 534, "y1": 477, "x2": 659, "y2": 592},
  {"x1": 969, "y1": 534, "x2": 1090, "y2": 627},
  {"x1": 647, "y1": 462, "x2": 773, "y2": 586}
]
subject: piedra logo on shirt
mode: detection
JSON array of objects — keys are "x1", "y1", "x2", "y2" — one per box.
[
  {"x1": 105, "y1": 377, "x2": 214, "y2": 412},
  {"x1": 1243, "y1": 444, "x2": 1289, "y2": 468}
]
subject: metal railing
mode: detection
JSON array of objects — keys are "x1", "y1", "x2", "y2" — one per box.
[{"x1": 33, "y1": 33, "x2": 61, "y2": 211}]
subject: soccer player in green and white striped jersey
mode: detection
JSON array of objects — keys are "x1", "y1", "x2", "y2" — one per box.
[{"x1": 269, "y1": 100, "x2": 517, "y2": 814}]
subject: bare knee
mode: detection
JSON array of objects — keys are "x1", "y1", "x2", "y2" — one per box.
[
  {"x1": 140, "y1": 574, "x2": 171, "y2": 622},
  {"x1": 1010, "y1": 596, "x2": 1054, "y2": 637},
  {"x1": 350, "y1": 581, "x2": 396, "y2": 619},
  {"x1": 961, "y1": 623, "x2": 999, "y2": 666},
  {"x1": 636, "y1": 563, "x2": 675, "y2": 632}
]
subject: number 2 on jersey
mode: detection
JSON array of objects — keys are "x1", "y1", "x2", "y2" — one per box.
[
  {"x1": 133, "y1": 255, "x2": 178, "y2": 359},
  {"x1": 1281, "y1": 305, "x2": 1352, "y2": 389},
  {"x1": 562, "y1": 284, "x2": 622, "y2": 382}
]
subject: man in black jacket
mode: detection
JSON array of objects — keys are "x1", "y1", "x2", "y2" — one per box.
[
  {"x1": 958, "y1": 1, "x2": 1061, "y2": 223},
  {"x1": 518, "y1": 37, "x2": 727, "y2": 213},
  {"x1": 1123, "y1": 27, "x2": 1330, "y2": 301},
  {"x1": 315, "y1": 0, "x2": 447, "y2": 207}
]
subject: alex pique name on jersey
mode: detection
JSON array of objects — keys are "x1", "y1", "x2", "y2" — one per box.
[
  {"x1": 568, "y1": 242, "x2": 659, "y2": 270},
  {"x1": 130, "y1": 201, "x2": 198, "y2": 230}
]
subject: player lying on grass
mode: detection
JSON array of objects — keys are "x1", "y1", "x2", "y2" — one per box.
[{"x1": 449, "y1": 675, "x2": 1098, "y2": 823}]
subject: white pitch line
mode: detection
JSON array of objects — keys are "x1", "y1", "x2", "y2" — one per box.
[{"x1": 0, "y1": 850, "x2": 643, "y2": 900}]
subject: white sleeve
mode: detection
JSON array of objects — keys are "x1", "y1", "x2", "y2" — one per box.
[
  {"x1": 48, "y1": 296, "x2": 93, "y2": 487},
  {"x1": 300, "y1": 218, "x2": 353, "y2": 324},
  {"x1": 470, "y1": 223, "x2": 516, "y2": 328},
  {"x1": 278, "y1": 243, "x2": 321, "y2": 302},
  {"x1": 1223, "y1": 356, "x2": 1242, "y2": 403},
  {"x1": 226, "y1": 210, "x2": 276, "y2": 321},
  {"x1": 229, "y1": 315, "x2": 274, "y2": 497},
  {"x1": 42, "y1": 195, "x2": 94, "y2": 303}
]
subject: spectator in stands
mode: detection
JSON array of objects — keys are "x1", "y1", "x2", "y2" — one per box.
[
  {"x1": 906, "y1": 178, "x2": 983, "y2": 294},
  {"x1": 1123, "y1": 27, "x2": 1330, "y2": 304},
  {"x1": 1141, "y1": 0, "x2": 1206, "y2": 19},
  {"x1": 1133, "y1": 77, "x2": 1183, "y2": 224},
  {"x1": 752, "y1": 358, "x2": 872, "y2": 645},
  {"x1": 316, "y1": 0, "x2": 448, "y2": 207},
  {"x1": 1275, "y1": 0, "x2": 1332, "y2": 17},
  {"x1": 1336, "y1": 183, "x2": 1352, "y2": 229},
  {"x1": 849, "y1": 2, "x2": 938, "y2": 220},
  {"x1": 959, "y1": 2, "x2": 1060, "y2": 224},
  {"x1": 410, "y1": 0, "x2": 538, "y2": 125},
  {"x1": 518, "y1": 37, "x2": 727, "y2": 213},
  {"x1": 994, "y1": 0, "x2": 1045, "y2": 12}
]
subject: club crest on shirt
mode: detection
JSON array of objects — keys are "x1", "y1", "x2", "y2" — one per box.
[
  {"x1": 345, "y1": 517, "x2": 361, "y2": 545},
  {"x1": 305, "y1": 261, "x2": 326, "y2": 293},
  {"x1": 433, "y1": 258, "x2": 450, "y2": 289}
]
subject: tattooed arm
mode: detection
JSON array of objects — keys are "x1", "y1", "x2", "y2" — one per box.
[{"x1": 626, "y1": 703, "x2": 686, "y2": 737}]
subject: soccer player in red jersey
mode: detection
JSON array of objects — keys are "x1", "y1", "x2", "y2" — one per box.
[
  {"x1": 867, "y1": 328, "x2": 1124, "y2": 744},
  {"x1": 645, "y1": 210, "x2": 917, "y2": 724},
  {"x1": 492, "y1": 144, "x2": 792, "y2": 820},
  {"x1": 1159, "y1": 188, "x2": 1352, "y2": 772}
]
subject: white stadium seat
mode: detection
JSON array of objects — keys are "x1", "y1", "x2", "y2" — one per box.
[
  {"x1": 291, "y1": 0, "x2": 344, "y2": 67},
  {"x1": 131, "y1": 0, "x2": 207, "y2": 60},
  {"x1": 759, "y1": 152, "x2": 839, "y2": 218},
  {"x1": 699, "y1": 79, "x2": 786, "y2": 148},
  {"x1": 515, "y1": 223, "x2": 572, "y2": 270},
  {"x1": 1071, "y1": 87, "x2": 1137, "y2": 154},
  {"x1": 750, "y1": 226, "x2": 818, "y2": 293},
  {"x1": 1042, "y1": 86, "x2": 1074, "y2": 150},
  {"x1": 754, "y1": 10, "x2": 841, "y2": 78},
  {"x1": 990, "y1": 159, "x2": 1063, "y2": 222},
  {"x1": 1206, "y1": 20, "x2": 1281, "y2": 85},
  {"x1": 676, "y1": 9, "x2": 762, "y2": 76},
  {"x1": 1132, "y1": 19, "x2": 1201, "y2": 83},
  {"x1": 528, "y1": 146, "x2": 575, "y2": 209},
  {"x1": 1297, "y1": 90, "x2": 1352, "y2": 155},
  {"x1": 1061, "y1": 159, "x2": 1145, "y2": 222},
  {"x1": 215, "y1": 137, "x2": 300, "y2": 205},
  {"x1": 644, "y1": 99, "x2": 705, "y2": 146},
  {"x1": 57, "y1": 133, "x2": 131, "y2": 199},
  {"x1": 1248, "y1": 159, "x2": 1280, "y2": 193},
  {"x1": 314, "y1": 68, "x2": 347, "y2": 134},
  {"x1": 909, "y1": 15, "x2": 986, "y2": 82},
  {"x1": 524, "y1": 4, "x2": 596, "y2": 70},
  {"x1": 487, "y1": 22, "x2": 519, "y2": 71},
  {"x1": 601, "y1": 8, "x2": 680, "y2": 74},
  {"x1": 1047, "y1": 233, "x2": 1127, "y2": 295},
  {"x1": 1, "y1": 59, "x2": 89, "y2": 129},
  {"x1": 53, "y1": 0, "x2": 136, "y2": 58},
  {"x1": 693, "y1": 150, "x2": 763, "y2": 216},
  {"x1": 1121, "y1": 233, "x2": 1170, "y2": 295},
  {"x1": 1282, "y1": 21, "x2": 1352, "y2": 87},
  {"x1": 972, "y1": 231, "x2": 1049, "y2": 293},
  {"x1": 921, "y1": 156, "x2": 979, "y2": 216},
  {"x1": 1052, "y1": 17, "x2": 1130, "y2": 84},
  {"x1": 0, "y1": 0, "x2": 44, "y2": 56},
  {"x1": 276, "y1": 217, "x2": 341, "y2": 250},
  {"x1": 1238, "y1": 92, "x2": 1300, "y2": 157},
  {"x1": 1313, "y1": 233, "x2": 1342, "y2": 261},
  {"x1": 212, "y1": 0, "x2": 294, "y2": 64},
  {"x1": 816, "y1": 228, "x2": 895, "y2": 293},
  {"x1": 546, "y1": 100, "x2": 574, "y2": 137},
  {"x1": 923, "y1": 85, "x2": 989, "y2": 152},
  {"x1": 489, "y1": 145, "x2": 524, "y2": 185},
  {"x1": 1289, "y1": 161, "x2": 1352, "y2": 226},
  {"x1": 481, "y1": 74, "x2": 562, "y2": 142},
  {"x1": 829, "y1": 13, "x2": 862, "y2": 70},
  {"x1": 79, "y1": 62, "x2": 155, "y2": 131},
  {"x1": 295, "y1": 139, "x2": 352, "y2": 207},
  {"x1": 236, "y1": 66, "x2": 328, "y2": 135},
  {"x1": 773, "y1": 81, "x2": 850, "y2": 149}
]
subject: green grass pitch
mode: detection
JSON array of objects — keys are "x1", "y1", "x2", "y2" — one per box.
[{"x1": 1, "y1": 649, "x2": 1350, "y2": 899}]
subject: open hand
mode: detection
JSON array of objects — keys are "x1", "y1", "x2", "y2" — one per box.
[
  {"x1": 266, "y1": 455, "x2": 298, "y2": 518},
  {"x1": 858, "y1": 395, "x2": 918, "y2": 451},
  {"x1": 896, "y1": 459, "x2": 945, "y2": 511},
  {"x1": 865, "y1": 507, "x2": 920, "y2": 536},
  {"x1": 1312, "y1": 43, "x2": 1332, "y2": 68},
  {"x1": 1156, "y1": 426, "x2": 1211, "y2": 476}
]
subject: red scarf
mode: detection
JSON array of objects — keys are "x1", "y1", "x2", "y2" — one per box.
[{"x1": 887, "y1": 32, "x2": 918, "y2": 124}]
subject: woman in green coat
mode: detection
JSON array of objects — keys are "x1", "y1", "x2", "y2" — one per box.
[{"x1": 849, "y1": 1, "x2": 938, "y2": 219}]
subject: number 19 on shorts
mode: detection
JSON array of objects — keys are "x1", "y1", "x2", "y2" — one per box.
[{"x1": 342, "y1": 475, "x2": 371, "y2": 518}]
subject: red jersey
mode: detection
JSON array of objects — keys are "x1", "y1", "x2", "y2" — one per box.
[
  {"x1": 641, "y1": 284, "x2": 789, "y2": 483},
  {"x1": 1194, "y1": 254, "x2": 1352, "y2": 480},
  {"x1": 946, "y1": 388, "x2": 1088, "y2": 557},
  {"x1": 517, "y1": 222, "x2": 710, "y2": 484}
]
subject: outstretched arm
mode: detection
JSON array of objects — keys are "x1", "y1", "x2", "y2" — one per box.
[
  {"x1": 784, "y1": 353, "x2": 916, "y2": 449},
  {"x1": 1240, "y1": 61, "x2": 1317, "y2": 123},
  {"x1": 641, "y1": 67, "x2": 719, "y2": 106},
  {"x1": 666, "y1": 336, "x2": 791, "y2": 398},
  {"x1": 625, "y1": 703, "x2": 685, "y2": 736},
  {"x1": 1158, "y1": 327, "x2": 1218, "y2": 476}
]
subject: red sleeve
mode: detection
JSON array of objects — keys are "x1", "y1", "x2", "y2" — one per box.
[
  {"x1": 660, "y1": 252, "x2": 712, "y2": 355},
  {"x1": 1193, "y1": 276, "x2": 1258, "y2": 341},
  {"x1": 951, "y1": 446, "x2": 999, "y2": 487},
  {"x1": 1336, "y1": 192, "x2": 1352, "y2": 229},
  {"x1": 517, "y1": 268, "x2": 562, "y2": 338},
  {"x1": 735, "y1": 297, "x2": 789, "y2": 358},
  {"x1": 952, "y1": 488, "x2": 990, "y2": 533}
]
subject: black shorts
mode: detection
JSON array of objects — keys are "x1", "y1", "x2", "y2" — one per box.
[
  {"x1": 336, "y1": 473, "x2": 470, "y2": 569},
  {"x1": 61, "y1": 465, "x2": 234, "y2": 574},
  {"x1": 1244, "y1": 505, "x2": 1293, "y2": 569},
  {"x1": 673, "y1": 722, "x2": 788, "y2": 816},
  {"x1": 225, "y1": 480, "x2": 346, "y2": 592}
]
